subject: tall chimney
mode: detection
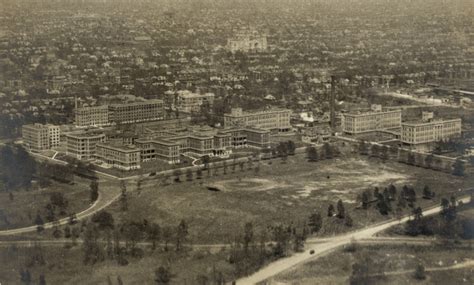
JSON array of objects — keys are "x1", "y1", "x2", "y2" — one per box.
[{"x1": 330, "y1": 75, "x2": 336, "y2": 132}]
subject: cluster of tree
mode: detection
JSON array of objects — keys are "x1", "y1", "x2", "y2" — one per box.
[
  {"x1": 368, "y1": 144, "x2": 390, "y2": 162},
  {"x1": 0, "y1": 145, "x2": 36, "y2": 191},
  {"x1": 80, "y1": 211, "x2": 190, "y2": 266},
  {"x1": 306, "y1": 142, "x2": 340, "y2": 162},
  {"x1": 275, "y1": 141, "x2": 296, "y2": 158},
  {"x1": 433, "y1": 139, "x2": 467, "y2": 155},
  {"x1": 45, "y1": 192, "x2": 69, "y2": 223},
  {"x1": 19, "y1": 268, "x2": 47, "y2": 285},
  {"x1": 228, "y1": 222, "x2": 307, "y2": 277},
  {"x1": 405, "y1": 196, "x2": 474, "y2": 239},
  {"x1": 326, "y1": 200, "x2": 353, "y2": 227},
  {"x1": 358, "y1": 141, "x2": 466, "y2": 177},
  {"x1": 37, "y1": 162, "x2": 74, "y2": 185},
  {"x1": 63, "y1": 158, "x2": 97, "y2": 180},
  {"x1": 356, "y1": 184, "x2": 430, "y2": 218},
  {"x1": 166, "y1": 158, "x2": 259, "y2": 185},
  {"x1": 399, "y1": 149, "x2": 464, "y2": 176},
  {"x1": 32, "y1": 192, "x2": 72, "y2": 233}
]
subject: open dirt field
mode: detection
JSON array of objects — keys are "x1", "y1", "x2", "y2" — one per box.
[{"x1": 108, "y1": 154, "x2": 467, "y2": 244}]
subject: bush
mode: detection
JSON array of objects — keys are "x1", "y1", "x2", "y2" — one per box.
[{"x1": 414, "y1": 263, "x2": 426, "y2": 280}]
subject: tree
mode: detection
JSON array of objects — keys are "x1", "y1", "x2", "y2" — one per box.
[
  {"x1": 358, "y1": 140, "x2": 368, "y2": 156},
  {"x1": 175, "y1": 219, "x2": 188, "y2": 251},
  {"x1": 413, "y1": 207, "x2": 423, "y2": 221},
  {"x1": 35, "y1": 213, "x2": 44, "y2": 233},
  {"x1": 452, "y1": 159, "x2": 464, "y2": 176},
  {"x1": 39, "y1": 274, "x2": 46, "y2": 285},
  {"x1": 287, "y1": 140, "x2": 296, "y2": 155},
  {"x1": 122, "y1": 223, "x2": 143, "y2": 252},
  {"x1": 162, "y1": 226, "x2": 173, "y2": 251},
  {"x1": 388, "y1": 184, "x2": 397, "y2": 200},
  {"x1": 422, "y1": 185, "x2": 432, "y2": 199},
  {"x1": 196, "y1": 275, "x2": 209, "y2": 285},
  {"x1": 186, "y1": 169, "x2": 193, "y2": 181},
  {"x1": 407, "y1": 152, "x2": 416, "y2": 165},
  {"x1": 370, "y1": 144, "x2": 380, "y2": 158},
  {"x1": 90, "y1": 180, "x2": 99, "y2": 202},
  {"x1": 322, "y1": 143, "x2": 333, "y2": 159},
  {"x1": 64, "y1": 225, "x2": 71, "y2": 238},
  {"x1": 414, "y1": 263, "x2": 426, "y2": 280},
  {"x1": 241, "y1": 222, "x2": 254, "y2": 253},
  {"x1": 49, "y1": 192, "x2": 68, "y2": 213},
  {"x1": 69, "y1": 213, "x2": 77, "y2": 225},
  {"x1": 306, "y1": 146, "x2": 318, "y2": 162},
  {"x1": 173, "y1": 169, "x2": 182, "y2": 182},
  {"x1": 327, "y1": 204, "x2": 335, "y2": 217},
  {"x1": 254, "y1": 163, "x2": 260, "y2": 175},
  {"x1": 202, "y1": 155, "x2": 210, "y2": 169},
  {"x1": 223, "y1": 161, "x2": 228, "y2": 174},
  {"x1": 345, "y1": 214, "x2": 353, "y2": 227},
  {"x1": 376, "y1": 194, "x2": 390, "y2": 215},
  {"x1": 424, "y1": 154, "x2": 434, "y2": 169},
  {"x1": 120, "y1": 187, "x2": 128, "y2": 212},
  {"x1": 155, "y1": 266, "x2": 172, "y2": 284},
  {"x1": 276, "y1": 142, "x2": 288, "y2": 158},
  {"x1": 380, "y1": 145, "x2": 389, "y2": 162},
  {"x1": 52, "y1": 222, "x2": 62, "y2": 238},
  {"x1": 82, "y1": 224, "x2": 103, "y2": 265},
  {"x1": 308, "y1": 212, "x2": 323, "y2": 233},
  {"x1": 361, "y1": 191, "x2": 370, "y2": 209},
  {"x1": 148, "y1": 222, "x2": 161, "y2": 250},
  {"x1": 91, "y1": 211, "x2": 115, "y2": 231},
  {"x1": 336, "y1": 199, "x2": 345, "y2": 219},
  {"x1": 196, "y1": 168, "x2": 203, "y2": 179},
  {"x1": 20, "y1": 268, "x2": 32, "y2": 285}
]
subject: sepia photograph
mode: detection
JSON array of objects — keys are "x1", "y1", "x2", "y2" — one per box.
[{"x1": 0, "y1": 0, "x2": 473, "y2": 284}]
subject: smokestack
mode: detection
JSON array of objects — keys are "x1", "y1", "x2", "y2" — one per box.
[{"x1": 330, "y1": 75, "x2": 336, "y2": 132}]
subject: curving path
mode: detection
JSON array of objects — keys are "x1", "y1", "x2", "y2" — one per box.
[
  {"x1": 236, "y1": 195, "x2": 472, "y2": 284},
  {"x1": 0, "y1": 180, "x2": 122, "y2": 236}
]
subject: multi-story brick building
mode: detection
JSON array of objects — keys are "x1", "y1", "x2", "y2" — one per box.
[
  {"x1": 132, "y1": 126, "x2": 270, "y2": 165},
  {"x1": 22, "y1": 123, "x2": 60, "y2": 152},
  {"x1": 74, "y1": 105, "x2": 109, "y2": 127},
  {"x1": 401, "y1": 113, "x2": 461, "y2": 145},
  {"x1": 109, "y1": 100, "x2": 164, "y2": 124},
  {"x1": 175, "y1": 90, "x2": 214, "y2": 113},
  {"x1": 95, "y1": 143, "x2": 141, "y2": 170},
  {"x1": 342, "y1": 105, "x2": 402, "y2": 134},
  {"x1": 74, "y1": 100, "x2": 164, "y2": 127},
  {"x1": 65, "y1": 132, "x2": 106, "y2": 160},
  {"x1": 223, "y1": 108, "x2": 292, "y2": 132}
]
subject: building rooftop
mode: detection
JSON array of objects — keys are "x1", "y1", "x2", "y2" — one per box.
[
  {"x1": 402, "y1": 118, "x2": 461, "y2": 126},
  {"x1": 97, "y1": 142, "x2": 140, "y2": 152}
]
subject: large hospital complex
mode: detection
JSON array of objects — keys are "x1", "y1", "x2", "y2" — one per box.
[{"x1": 21, "y1": 98, "x2": 462, "y2": 171}]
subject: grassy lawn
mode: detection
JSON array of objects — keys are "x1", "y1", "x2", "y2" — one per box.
[
  {"x1": 108, "y1": 154, "x2": 468, "y2": 244},
  {"x1": 273, "y1": 243, "x2": 474, "y2": 285},
  {"x1": 0, "y1": 244, "x2": 238, "y2": 285},
  {"x1": 0, "y1": 177, "x2": 92, "y2": 230}
]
